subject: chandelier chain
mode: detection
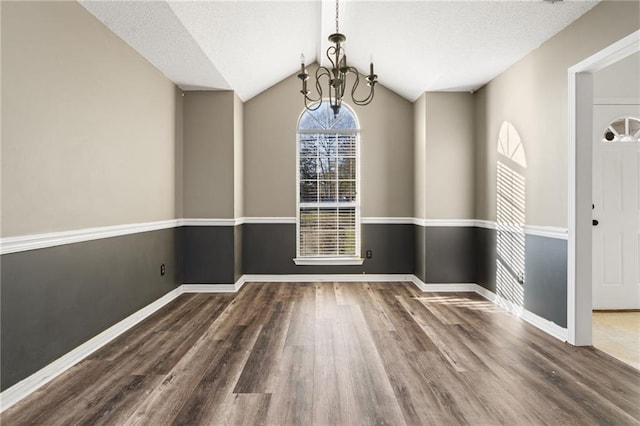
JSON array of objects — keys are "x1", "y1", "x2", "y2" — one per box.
[{"x1": 335, "y1": 0, "x2": 339, "y2": 33}]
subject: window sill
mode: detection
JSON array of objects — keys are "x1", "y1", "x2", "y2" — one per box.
[{"x1": 293, "y1": 257, "x2": 364, "y2": 266}]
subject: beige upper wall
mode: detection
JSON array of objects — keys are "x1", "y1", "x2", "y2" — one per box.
[
  {"x1": 1, "y1": 1, "x2": 178, "y2": 237},
  {"x1": 474, "y1": 0, "x2": 640, "y2": 227},
  {"x1": 244, "y1": 63, "x2": 414, "y2": 218},
  {"x1": 174, "y1": 88, "x2": 184, "y2": 219},
  {"x1": 593, "y1": 51, "x2": 640, "y2": 101},
  {"x1": 423, "y1": 92, "x2": 475, "y2": 220},
  {"x1": 182, "y1": 91, "x2": 235, "y2": 219},
  {"x1": 413, "y1": 94, "x2": 427, "y2": 219},
  {"x1": 234, "y1": 94, "x2": 244, "y2": 219}
]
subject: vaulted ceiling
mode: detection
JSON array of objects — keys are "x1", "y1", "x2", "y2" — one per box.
[{"x1": 80, "y1": 0, "x2": 598, "y2": 102}]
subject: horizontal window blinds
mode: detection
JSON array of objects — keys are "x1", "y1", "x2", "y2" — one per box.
[{"x1": 298, "y1": 132, "x2": 358, "y2": 257}]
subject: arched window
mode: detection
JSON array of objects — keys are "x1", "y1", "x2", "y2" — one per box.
[
  {"x1": 294, "y1": 102, "x2": 361, "y2": 264},
  {"x1": 602, "y1": 116, "x2": 640, "y2": 143}
]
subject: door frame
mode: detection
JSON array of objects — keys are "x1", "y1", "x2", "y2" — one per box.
[{"x1": 567, "y1": 29, "x2": 640, "y2": 346}]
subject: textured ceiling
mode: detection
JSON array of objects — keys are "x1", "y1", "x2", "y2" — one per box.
[{"x1": 81, "y1": 0, "x2": 599, "y2": 102}]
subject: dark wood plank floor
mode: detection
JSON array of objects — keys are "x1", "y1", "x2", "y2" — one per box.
[{"x1": 3, "y1": 282, "x2": 639, "y2": 425}]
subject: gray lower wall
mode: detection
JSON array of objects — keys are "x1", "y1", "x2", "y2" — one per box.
[
  {"x1": 523, "y1": 234, "x2": 568, "y2": 328},
  {"x1": 1, "y1": 222, "x2": 568, "y2": 391},
  {"x1": 474, "y1": 228, "x2": 567, "y2": 328},
  {"x1": 416, "y1": 226, "x2": 567, "y2": 327},
  {"x1": 475, "y1": 227, "x2": 497, "y2": 293},
  {"x1": 0, "y1": 228, "x2": 181, "y2": 391},
  {"x1": 242, "y1": 223, "x2": 414, "y2": 275},
  {"x1": 182, "y1": 226, "x2": 236, "y2": 284},
  {"x1": 415, "y1": 226, "x2": 477, "y2": 283}
]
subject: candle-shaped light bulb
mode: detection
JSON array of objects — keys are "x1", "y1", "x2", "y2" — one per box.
[
  {"x1": 369, "y1": 62, "x2": 374, "y2": 76},
  {"x1": 300, "y1": 53, "x2": 305, "y2": 65}
]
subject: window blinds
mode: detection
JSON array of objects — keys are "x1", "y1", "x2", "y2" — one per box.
[{"x1": 298, "y1": 132, "x2": 358, "y2": 257}]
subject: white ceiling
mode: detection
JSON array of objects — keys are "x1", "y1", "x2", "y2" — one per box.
[{"x1": 81, "y1": 0, "x2": 598, "y2": 102}]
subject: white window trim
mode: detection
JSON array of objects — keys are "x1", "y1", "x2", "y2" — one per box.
[
  {"x1": 295, "y1": 103, "x2": 362, "y2": 264},
  {"x1": 293, "y1": 256, "x2": 364, "y2": 266}
]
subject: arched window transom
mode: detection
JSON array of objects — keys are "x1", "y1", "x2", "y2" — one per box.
[{"x1": 602, "y1": 117, "x2": 640, "y2": 143}]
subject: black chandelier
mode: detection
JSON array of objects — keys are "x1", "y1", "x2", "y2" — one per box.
[{"x1": 298, "y1": 0, "x2": 378, "y2": 116}]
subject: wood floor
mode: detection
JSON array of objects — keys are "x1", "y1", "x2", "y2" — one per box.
[{"x1": 3, "y1": 282, "x2": 640, "y2": 425}]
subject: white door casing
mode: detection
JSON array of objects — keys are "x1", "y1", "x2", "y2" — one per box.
[{"x1": 592, "y1": 105, "x2": 640, "y2": 309}]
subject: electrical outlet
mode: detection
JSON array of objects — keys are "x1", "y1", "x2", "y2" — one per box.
[
  {"x1": 366, "y1": 250, "x2": 373, "y2": 259},
  {"x1": 160, "y1": 264, "x2": 166, "y2": 276}
]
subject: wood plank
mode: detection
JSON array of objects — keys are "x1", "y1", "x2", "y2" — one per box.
[
  {"x1": 312, "y1": 317, "x2": 355, "y2": 425},
  {"x1": 123, "y1": 337, "x2": 227, "y2": 425},
  {"x1": 265, "y1": 344, "x2": 314, "y2": 425},
  {"x1": 171, "y1": 323, "x2": 264, "y2": 425},
  {"x1": 218, "y1": 393, "x2": 272, "y2": 426},
  {"x1": 335, "y1": 304, "x2": 407, "y2": 425},
  {"x1": 233, "y1": 286, "x2": 295, "y2": 394}
]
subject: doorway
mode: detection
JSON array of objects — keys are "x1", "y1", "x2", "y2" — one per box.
[
  {"x1": 591, "y1": 102, "x2": 640, "y2": 368},
  {"x1": 568, "y1": 30, "x2": 640, "y2": 347}
]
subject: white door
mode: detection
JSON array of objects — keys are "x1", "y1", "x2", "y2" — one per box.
[{"x1": 592, "y1": 105, "x2": 640, "y2": 309}]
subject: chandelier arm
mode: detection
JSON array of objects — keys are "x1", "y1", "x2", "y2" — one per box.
[
  {"x1": 304, "y1": 85, "x2": 322, "y2": 107},
  {"x1": 346, "y1": 67, "x2": 375, "y2": 106},
  {"x1": 316, "y1": 66, "x2": 332, "y2": 80},
  {"x1": 326, "y1": 46, "x2": 338, "y2": 70},
  {"x1": 315, "y1": 67, "x2": 331, "y2": 101},
  {"x1": 306, "y1": 67, "x2": 331, "y2": 104},
  {"x1": 304, "y1": 96, "x2": 323, "y2": 111}
]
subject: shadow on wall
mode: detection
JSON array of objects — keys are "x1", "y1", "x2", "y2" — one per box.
[{"x1": 496, "y1": 121, "x2": 527, "y2": 309}]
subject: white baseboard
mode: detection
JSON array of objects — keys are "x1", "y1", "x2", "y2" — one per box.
[
  {"x1": 182, "y1": 284, "x2": 237, "y2": 293},
  {"x1": 0, "y1": 286, "x2": 184, "y2": 412},
  {"x1": 410, "y1": 276, "x2": 478, "y2": 292},
  {"x1": 0, "y1": 273, "x2": 567, "y2": 413},
  {"x1": 242, "y1": 274, "x2": 413, "y2": 283}
]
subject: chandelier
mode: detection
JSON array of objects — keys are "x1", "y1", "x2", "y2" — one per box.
[{"x1": 298, "y1": 0, "x2": 378, "y2": 115}]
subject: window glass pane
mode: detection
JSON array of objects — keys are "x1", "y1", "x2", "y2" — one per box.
[
  {"x1": 317, "y1": 232, "x2": 338, "y2": 255},
  {"x1": 338, "y1": 232, "x2": 356, "y2": 255},
  {"x1": 300, "y1": 208, "x2": 318, "y2": 227},
  {"x1": 318, "y1": 135, "x2": 337, "y2": 157},
  {"x1": 338, "y1": 207, "x2": 355, "y2": 228},
  {"x1": 300, "y1": 135, "x2": 317, "y2": 156},
  {"x1": 611, "y1": 119, "x2": 625, "y2": 135},
  {"x1": 338, "y1": 157, "x2": 355, "y2": 179},
  {"x1": 629, "y1": 118, "x2": 640, "y2": 136},
  {"x1": 299, "y1": 158, "x2": 318, "y2": 180},
  {"x1": 318, "y1": 208, "x2": 337, "y2": 230},
  {"x1": 318, "y1": 158, "x2": 336, "y2": 180},
  {"x1": 338, "y1": 136, "x2": 357, "y2": 156},
  {"x1": 332, "y1": 112, "x2": 357, "y2": 130},
  {"x1": 338, "y1": 180, "x2": 355, "y2": 202},
  {"x1": 318, "y1": 181, "x2": 336, "y2": 201},
  {"x1": 300, "y1": 180, "x2": 318, "y2": 202},
  {"x1": 299, "y1": 102, "x2": 358, "y2": 131},
  {"x1": 299, "y1": 208, "x2": 318, "y2": 256}
]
